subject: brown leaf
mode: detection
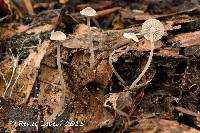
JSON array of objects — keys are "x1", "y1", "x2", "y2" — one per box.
[
  {"x1": 27, "y1": 24, "x2": 55, "y2": 34},
  {"x1": 70, "y1": 87, "x2": 114, "y2": 132},
  {"x1": 94, "y1": 60, "x2": 112, "y2": 88},
  {"x1": 15, "y1": 40, "x2": 50, "y2": 104},
  {"x1": 77, "y1": 0, "x2": 112, "y2": 11},
  {"x1": 38, "y1": 65, "x2": 61, "y2": 121}
]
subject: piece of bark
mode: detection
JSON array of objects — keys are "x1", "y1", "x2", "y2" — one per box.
[
  {"x1": 14, "y1": 40, "x2": 50, "y2": 104},
  {"x1": 168, "y1": 30, "x2": 200, "y2": 47},
  {"x1": 131, "y1": 117, "x2": 200, "y2": 133}
]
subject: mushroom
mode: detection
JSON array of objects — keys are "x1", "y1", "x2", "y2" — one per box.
[
  {"x1": 109, "y1": 32, "x2": 140, "y2": 85},
  {"x1": 80, "y1": 7, "x2": 97, "y2": 69},
  {"x1": 123, "y1": 32, "x2": 139, "y2": 42},
  {"x1": 109, "y1": 47, "x2": 128, "y2": 85},
  {"x1": 80, "y1": 7, "x2": 97, "y2": 26},
  {"x1": 129, "y1": 19, "x2": 164, "y2": 90},
  {"x1": 47, "y1": 30, "x2": 67, "y2": 122},
  {"x1": 50, "y1": 31, "x2": 67, "y2": 41}
]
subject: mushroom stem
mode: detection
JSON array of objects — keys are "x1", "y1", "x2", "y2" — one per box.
[
  {"x1": 46, "y1": 44, "x2": 66, "y2": 123},
  {"x1": 109, "y1": 46, "x2": 131, "y2": 84},
  {"x1": 129, "y1": 32, "x2": 154, "y2": 90},
  {"x1": 89, "y1": 38, "x2": 95, "y2": 69},
  {"x1": 88, "y1": 28, "x2": 95, "y2": 69},
  {"x1": 56, "y1": 44, "x2": 66, "y2": 108},
  {"x1": 109, "y1": 49, "x2": 125, "y2": 84},
  {"x1": 87, "y1": 17, "x2": 90, "y2": 26}
]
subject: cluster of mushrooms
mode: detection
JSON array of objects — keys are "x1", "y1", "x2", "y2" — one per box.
[
  {"x1": 110, "y1": 19, "x2": 165, "y2": 91},
  {"x1": 49, "y1": 7, "x2": 165, "y2": 122},
  {"x1": 78, "y1": 7, "x2": 165, "y2": 91}
]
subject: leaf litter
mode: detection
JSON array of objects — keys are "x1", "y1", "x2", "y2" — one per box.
[{"x1": 0, "y1": 0, "x2": 200, "y2": 132}]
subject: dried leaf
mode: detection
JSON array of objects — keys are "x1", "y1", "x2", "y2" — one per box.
[{"x1": 15, "y1": 40, "x2": 50, "y2": 104}]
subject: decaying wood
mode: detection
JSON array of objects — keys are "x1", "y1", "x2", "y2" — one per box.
[
  {"x1": 13, "y1": 40, "x2": 49, "y2": 104},
  {"x1": 1, "y1": 0, "x2": 200, "y2": 132}
]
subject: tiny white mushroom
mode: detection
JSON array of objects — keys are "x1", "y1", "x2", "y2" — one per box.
[
  {"x1": 47, "y1": 30, "x2": 67, "y2": 123},
  {"x1": 123, "y1": 32, "x2": 139, "y2": 42},
  {"x1": 50, "y1": 31, "x2": 66, "y2": 41},
  {"x1": 109, "y1": 32, "x2": 139, "y2": 85},
  {"x1": 80, "y1": 7, "x2": 97, "y2": 69},
  {"x1": 141, "y1": 19, "x2": 164, "y2": 41},
  {"x1": 129, "y1": 19, "x2": 164, "y2": 90},
  {"x1": 80, "y1": 7, "x2": 97, "y2": 26}
]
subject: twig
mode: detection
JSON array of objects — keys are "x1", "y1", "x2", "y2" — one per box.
[
  {"x1": 9, "y1": 56, "x2": 30, "y2": 98},
  {"x1": 3, "y1": 49, "x2": 18, "y2": 98},
  {"x1": 23, "y1": 0, "x2": 34, "y2": 14},
  {"x1": 0, "y1": 15, "x2": 12, "y2": 23},
  {"x1": 94, "y1": 7, "x2": 121, "y2": 19},
  {"x1": 0, "y1": 71, "x2": 8, "y2": 86}
]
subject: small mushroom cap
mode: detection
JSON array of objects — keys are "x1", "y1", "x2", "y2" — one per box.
[
  {"x1": 123, "y1": 32, "x2": 139, "y2": 42},
  {"x1": 50, "y1": 31, "x2": 66, "y2": 41},
  {"x1": 141, "y1": 19, "x2": 164, "y2": 41},
  {"x1": 80, "y1": 7, "x2": 97, "y2": 17}
]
